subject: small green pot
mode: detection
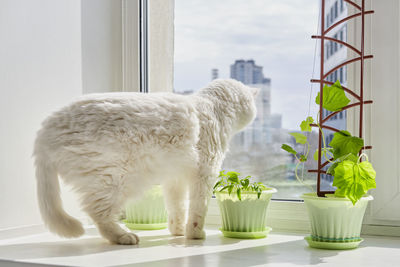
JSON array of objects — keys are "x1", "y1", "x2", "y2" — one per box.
[
  {"x1": 215, "y1": 188, "x2": 277, "y2": 239},
  {"x1": 123, "y1": 185, "x2": 168, "y2": 230},
  {"x1": 302, "y1": 192, "x2": 373, "y2": 249}
]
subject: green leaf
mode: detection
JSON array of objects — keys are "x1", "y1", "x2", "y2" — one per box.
[
  {"x1": 327, "y1": 162, "x2": 338, "y2": 176},
  {"x1": 332, "y1": 160, "x2": 377, "y2": 204},
  {"x1": 226, "y1": 171, "x2": 240, "y2": 184},
  {"x1": 358, "y1": 161, "x2": 377, "y2": 189},
  {"x1": 213, "y1": 181, "x2": 221, "y2": 190},
  {"x1": 241, "y1": 178, "x2": 250, "y2": 188},
  {"x1": 299, "y1": 155, "x2": 307, "y2": 162},
  {"x1": 336, "y1": 153, "x2": 359, "y2": 163},
  {"x1": 220, "y1": 185, "x2": 230, "y2": 193},
  {"x1": 313, "y1": 147, "x2": 334, "y2": 161},
  {"x1": 347, "y1": 182, "x2": 367, "y2": 204},
  {"x1": 315, "y1": 80, "x2": 350, "y2": 112},
  {"x1": 281, "y1": 144, "x2": 297, "y2": 155},
  {"x1": 329, "y1": 130, "x2": 364, "y2": 159},
  {"x1": 237, "y1": 188, "x2": 242, "y2": 201},
  {"x1": 313, "y1": 149, "x2": 319, "y2": 161},
  {"x1": 289, "y1": 132, "x2": 307, "y2": 144},
  {"x1": 300, "y1": 116, "x2": 314, "y2": 132},
  {"x1": 258, "y1": 183, "x2": 267, "y2": 190},
  {"x1": 228, "y1": 185, "x2": 234, "y2": 195},
  {"x1": 327, "y1": 153, "x2": 358, "y2": 176},
  {"x1": 332, "y1": 161, "x2": 354, "y2": 189},
  {"x1": 257, "y1": 189, "x2": 262, "y2": 199}
]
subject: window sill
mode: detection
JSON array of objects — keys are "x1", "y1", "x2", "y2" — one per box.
[
  {"x1": 0, "y1": 225, "x2": 399, "y2": 267},
  {"x1": 206, "y1": 198, "x2": 400, "y2": 237}
]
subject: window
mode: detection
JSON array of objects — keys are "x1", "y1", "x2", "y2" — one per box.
[
  {"x1": 326, "y1": 44, "x2": 330, "y2": 59},
  {"x1": 340, "y1": 30, "x2": 344, "y2": 47},
  {"x1": 340, "y1": 67, "x2": 343, "y2": 83},
  {"x1": 334, "y1": 1, "x2": 338, "y2": 19},
  {"x1": 340, "y1": 0, "x2": 344, "y2": 12},
  {"x1": 333, "y1": 34, "x2": 338, "y2": 52},
  {"x1": 175, "y1": 0, "x2": 319, "y2": 200},
  {"x1": 327, "y1": 14, "x2": 330, "y2": 28},
  {"x1": 187, "y1": 0, "x2": 400, "y2": 235}
]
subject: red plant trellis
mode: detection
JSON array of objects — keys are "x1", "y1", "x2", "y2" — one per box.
[{"x1": 308, "y1": 0, "x2": 374, "y2": 197}]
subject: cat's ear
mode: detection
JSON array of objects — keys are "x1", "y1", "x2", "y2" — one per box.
[{"x1": 250, "y1": 87, "x2": 260, "y2": 98}]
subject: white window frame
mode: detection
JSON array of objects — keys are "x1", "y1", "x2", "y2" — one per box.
[
  {"x1": 122, "y1": 0, "x2": 174, "y2": 93},
  {"x1": 347, "y1": 0, "x2": 400, "y2": 231}
]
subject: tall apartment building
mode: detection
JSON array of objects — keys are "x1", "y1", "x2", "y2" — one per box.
[
  {"x1": 322, "y1": 0, "x2": 348, "y2": 183},
  {"x1": 229, "y1": 59, "x2": 280, "y2": 149},
  {"x1": 211, "y1": 68, "x2": 219, "y2": 80},
  {"x1": 230, "y1": 60, "x2": 271, "y2": 85}
]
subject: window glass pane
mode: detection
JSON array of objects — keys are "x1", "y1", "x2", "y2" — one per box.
[{"x1": 174, "y1": 0, "x2": 347, "y2": 199}]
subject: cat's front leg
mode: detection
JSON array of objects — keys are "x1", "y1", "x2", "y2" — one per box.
[{"x1": 185, "y1": 175, "x2": 215, "y2": 239}]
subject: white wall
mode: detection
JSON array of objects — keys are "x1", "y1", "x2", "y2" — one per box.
[
  {"x1": 81, "y1": 0, "x2": 123, "y2": 94},
  {"x1": 0, "y1": 0, "x2": 83, "y2": 229}
]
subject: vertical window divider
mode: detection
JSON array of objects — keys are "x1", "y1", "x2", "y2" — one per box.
[{"x1": 139, "y1": 0, "x2": 149, "y2": 93}]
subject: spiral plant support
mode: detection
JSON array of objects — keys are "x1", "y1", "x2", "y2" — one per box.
[{"x1": 308, "y1": 0, "x2": 374, "y2": 197}]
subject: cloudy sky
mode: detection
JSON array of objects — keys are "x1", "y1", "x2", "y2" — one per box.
[{"x1": 174, "y1": 0, "x2": 321, "y2": 131}]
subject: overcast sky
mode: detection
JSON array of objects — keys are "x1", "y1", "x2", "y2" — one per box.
[{"x1": 174, "y1": 0, "x2": 321, "y2": 131}]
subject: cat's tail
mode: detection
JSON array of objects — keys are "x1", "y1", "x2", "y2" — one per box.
[{"x1": 34, "y1": 157, "x2": 85, "y2": 238}]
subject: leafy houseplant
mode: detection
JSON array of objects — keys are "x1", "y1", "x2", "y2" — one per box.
[
  {"x1": 213, "y1": 171, "x2": 277, "y2": 239},
  {"x1": 123, "y1": 185, "x2": 168, "y2": 230},
  {"x1": 282, "y1": 81, "x2": 376, "y2": 249}
]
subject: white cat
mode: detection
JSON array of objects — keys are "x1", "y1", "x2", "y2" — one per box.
[{"x1": 33, "y1": 79, "x2": 259, "y2": 245}]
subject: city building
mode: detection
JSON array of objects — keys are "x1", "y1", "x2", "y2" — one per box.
[
  {"x1": 230, "y1": 59, "x2": 271, "y2": 85},
  {"x1": 229, "y1": 59, "x2": 282, "y2": 149},
  {"x1": 211, "y1": 68, "x2": 219, "y2": 80},
  {"x1": 322, "y1": 0, "x2": 348, "y2": 183}
]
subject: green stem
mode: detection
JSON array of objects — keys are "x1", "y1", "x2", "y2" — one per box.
[
  {"x1": 295, "y1": 161, "x2": 314, "y2": 193},
  {"x1": 317, "y1": 123, "x2": 335, "y2": 163}
]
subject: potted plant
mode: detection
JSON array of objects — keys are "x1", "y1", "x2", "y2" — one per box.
[
  {"x1": 281, "y1": 81, "x2": 376, "y2": 249},
  {"x1": 123, "y1": 185, "x2": 168, "y2": 230},
  {"x1": 213, "y1": 171, "x2": 277, "y2": 239}
]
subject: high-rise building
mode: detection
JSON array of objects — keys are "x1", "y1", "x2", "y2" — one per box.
[
  {"x1": 324, "y1": 0, "x2": 347, "y2": 135},
  {"x1": 230, "y1": 59, "x2": 271, "y2": 85},
  {"x1": 322, "y1": 0, "x2": 348, "y2": 184},
  {"x1": 229, "y1": 59, "x2": 282, "y2": 149},
  {"x1": 211, "y1": 68, "x2": 219, "y2": 80}
]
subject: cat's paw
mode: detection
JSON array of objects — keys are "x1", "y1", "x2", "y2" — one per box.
[
  {"x1": 169, "y1": 222, "x2": 185, "y2": 236},
  {"x1": 117, "y1": 232, "x2": 140, "y2": 245},
  {"x1": 185, "y1": 223, "x2": 206, "y2": 239}
]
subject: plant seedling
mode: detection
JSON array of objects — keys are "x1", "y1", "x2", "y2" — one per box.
[
  {"x1": 281, "y1": 80, "x2": 376, "y2": 204},
  {"x1": 213, "y1": 171, "x2": 270, "y2": 200}
]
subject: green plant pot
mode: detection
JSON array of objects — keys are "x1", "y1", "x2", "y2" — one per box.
[
  {"x1": 215, "y1": 188, "x2": 277, "y2": 239},
  {"x1": 302, "y1": 192, "x2": 373, "y2": 249},
  {"x1": 123, "y1": 185, "x2": 168, "y2": 230}
]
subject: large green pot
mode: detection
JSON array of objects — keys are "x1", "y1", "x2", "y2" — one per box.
[
  {"x1": 215, "y1": 188, "x2": 277, "y2": 239},
  {"x1": 302, "y1": 193, "x2": 373, "y2": 249},
  {"x1": 123, "y1": 185, "x2": 168, "y2": 230}
]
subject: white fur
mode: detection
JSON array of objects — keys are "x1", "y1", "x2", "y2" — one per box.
[{"x1": 33, "y1": 79, "x2": 258, "y2": 244}]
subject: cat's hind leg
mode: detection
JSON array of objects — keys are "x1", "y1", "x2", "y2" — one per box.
[
  {"x1": 80, "y1": 175, "x2": 139, "y2": 245},
  {"x1": 162, "y1": 179, "x2": 188, "y2": 236},
  {"x1": 185, "y1": 172, "x2": 216, "y2": 239}
]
